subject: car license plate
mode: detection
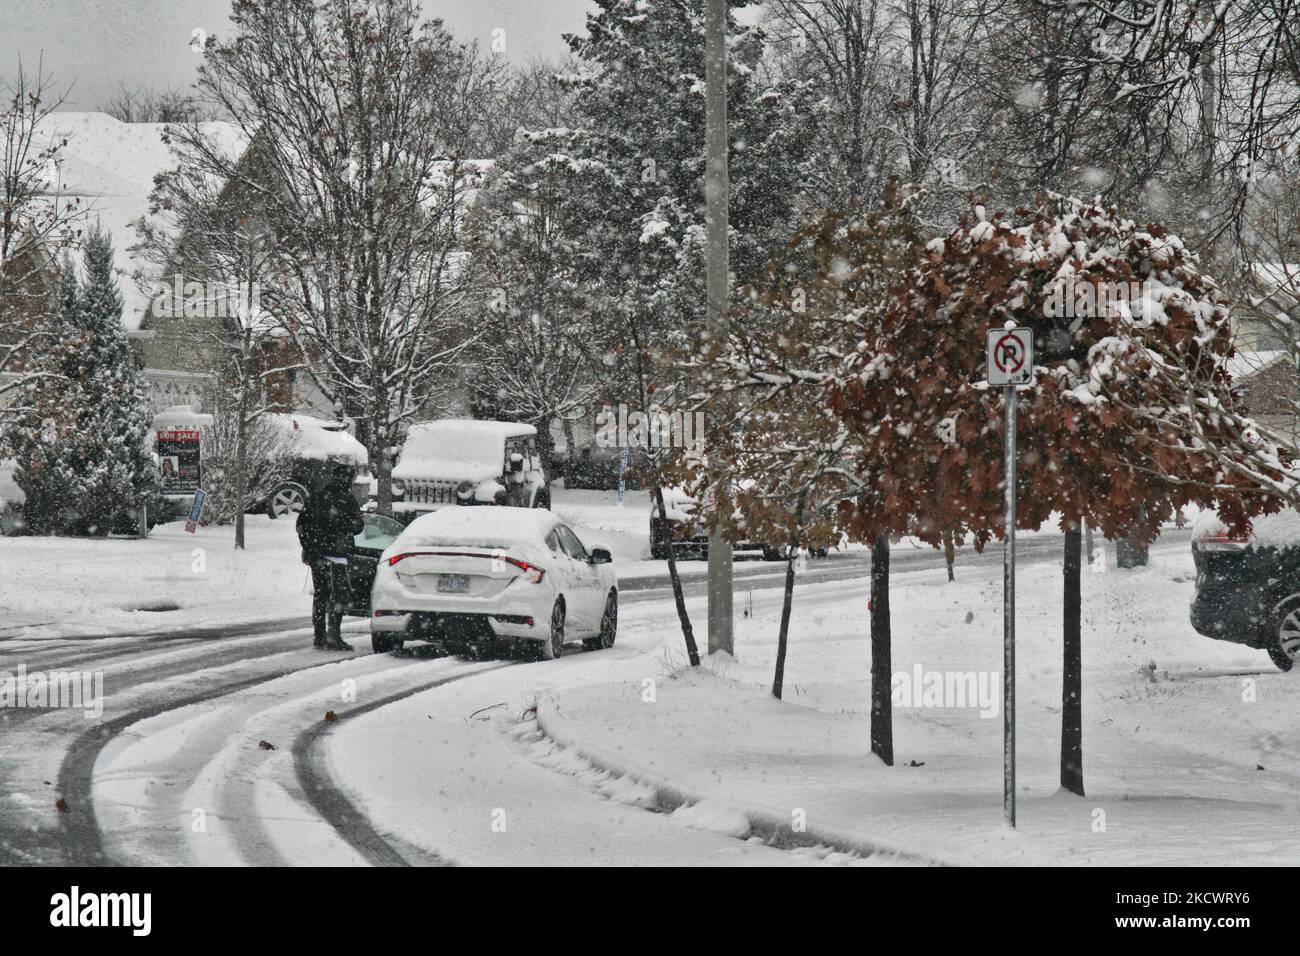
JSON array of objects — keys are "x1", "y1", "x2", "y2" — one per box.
[{"x1": 437, "y1": 574, "x2": 471, "y2": 593}]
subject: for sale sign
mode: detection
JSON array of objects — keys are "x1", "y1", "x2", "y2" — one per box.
[{"x1": 157, "y1": 429, "x2": 202, "y2": 495}]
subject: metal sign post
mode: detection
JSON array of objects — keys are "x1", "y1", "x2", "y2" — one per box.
[
  {"x1": 987, "y1": 326, "x2": 1033, "y2": 828},
  {"x1": 617, "y1": 445, "x2": 629, "y2": 505}
]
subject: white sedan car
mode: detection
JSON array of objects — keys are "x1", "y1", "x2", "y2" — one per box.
[{"x1": 369, "y1": 507, "x2": 617, "y2": 660}]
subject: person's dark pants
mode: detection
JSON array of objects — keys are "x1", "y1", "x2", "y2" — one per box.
[{"x1": 310, "y1": 559, "x2": 352, "y2": 643}]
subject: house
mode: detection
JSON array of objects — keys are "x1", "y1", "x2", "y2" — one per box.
[
  {"x1": 12, "y1": 112, "x2": 329, "y2": 417},
  {"x1": 1229, "y1": 262, "x2": 1300, "y2": 447}
]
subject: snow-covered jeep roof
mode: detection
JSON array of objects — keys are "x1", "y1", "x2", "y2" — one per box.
[{"x1": 394, "y1": 419, "x2": 537, "y2": 483}]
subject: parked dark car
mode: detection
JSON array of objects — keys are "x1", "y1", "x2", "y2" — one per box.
[
  {"x1": 1190, "y1": 510, "x2": 1300, "y2": 672},
  {"x1": 649, "y1": 486, "x2": 829, "y2": 561},
  {"x1": 343, "y1": 512, "x2": 406, "y2": 617},
  {"x1": 563, "y1": 445, "x2": 646, "y2": 492},
  {"x1": 257, "y1": 414, "x2": 370, "y2": 518}
]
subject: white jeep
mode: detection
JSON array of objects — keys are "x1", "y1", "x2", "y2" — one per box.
[{"x1": 391, "y1": 419, "x2": 550, "y2": 519}]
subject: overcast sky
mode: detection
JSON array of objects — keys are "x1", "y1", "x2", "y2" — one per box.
[{"x1": 0, "y1": 0, "x2": 595, "y2": 111}]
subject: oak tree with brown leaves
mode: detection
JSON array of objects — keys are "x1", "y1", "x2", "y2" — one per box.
[{"x1": 834, "y1": 194, "x2": 1285, "y2": 795}]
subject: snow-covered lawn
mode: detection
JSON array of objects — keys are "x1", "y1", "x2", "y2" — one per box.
[
  {"x1": 327, "y1": 535, "x2": 1300, "y2": 865},
  {"x1": 0, "y1": 515, "x2": 312, "y2": 642}
]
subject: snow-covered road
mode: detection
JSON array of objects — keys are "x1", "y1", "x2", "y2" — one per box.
[
  {"x1": 0, "y1": 607, "x2": 859, "y2": 866},
  {"x1": 0, "y1": 522, "x2": 1230, "y2": 867}
]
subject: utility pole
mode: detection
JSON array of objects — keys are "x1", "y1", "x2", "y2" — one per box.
[{"x1": 704, "y1": 0, "x2": 733, "y2": 656}]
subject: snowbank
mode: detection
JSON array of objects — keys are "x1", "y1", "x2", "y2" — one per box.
[{"x1": 530, "y1": 544, "x2": 1300, "y2": 865}]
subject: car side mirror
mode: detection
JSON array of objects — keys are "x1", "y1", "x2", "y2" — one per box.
[{"x1": 589, "y1": 547, "x2": 612, "y2": 564}]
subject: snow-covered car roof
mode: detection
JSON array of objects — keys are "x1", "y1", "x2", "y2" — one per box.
[
  {"x1": 266, "y1": 413, "x2": 369, "y2": 467},
  {"x1": 405, "y1": 419, "x2": 537, "y2": 441},
  {"x1": 392, "y1": 506, "x2": 559, "y2": 551},
  {"x1": 1194, "y1": 506, "x2": 1300, "y2": 549}
]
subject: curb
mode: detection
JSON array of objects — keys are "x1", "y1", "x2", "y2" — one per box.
[{"x1": 535, "y1": 700, "x2": 948, "y2": 866}]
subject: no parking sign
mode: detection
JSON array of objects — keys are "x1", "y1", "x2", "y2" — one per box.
[{"x1": 986, "y1": 328, "x2": 1034, "y2": 386}]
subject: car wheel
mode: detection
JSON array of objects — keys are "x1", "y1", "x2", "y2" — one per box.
[
  {"x1": 540, "y1": 599, "x2": 564, "y2": 660},
  {"x1": 583, "y1": 591, "x2": 618, "y2": 651},
  {"x1": 598, "y1": 590, "x2": 617, "y2": 648},
  {"x1": 371, "y1": 632, "x2": 403, "y2": 654},
  {"x1": 1268, "y1": 596, "x2": 1300, "y2": 672},
  {"x1": 266, "y1": 482, "x2": 308, "y2": 518}
]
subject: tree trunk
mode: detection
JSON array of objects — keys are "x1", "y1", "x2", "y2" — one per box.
[
  {"x1": 772, "y1": 551, "x2": 796, "y2": 699},
  {"x1": 943, "y1": 527, "x2": 955, "y2": 581},
  {"x1": 232, "y1": 360, "x2": 250, "y2": 551},
  {"x1": 870, "y1": 534, "x2": 893, "y2": 766},
  {"x1": 375, "y1": 428, "x2": 394, "y2": 518},
  {"x1": 370, "y1": 407, "x2": 394, "y2": 518},
  {"x1": 652, "y1": 482, "x2": 700, "y2": 667},
  {"x1": 536, "y1": 414, "x2": 555, "y2": 479},
  {"x1": 1061, "y1": 522, "x2": 1085, "y2": 795},
  {"x1": 561, "y1": 416, "x2": 577, "y2": 484}
]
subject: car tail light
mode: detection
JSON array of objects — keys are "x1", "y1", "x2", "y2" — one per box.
[
  {"x1": 1197, "y1": 533, "x2": 1248, "y2": 553},
  {"x1": 386, "y1": 550, "x2": 545, "y2": 582}
]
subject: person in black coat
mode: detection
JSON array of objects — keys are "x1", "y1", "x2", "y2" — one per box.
[{"x1": 297, "y1": 461, "x2": 364, "y2": 650}]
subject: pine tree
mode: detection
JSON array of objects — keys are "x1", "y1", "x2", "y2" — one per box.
[
  {"x1": 465, "y1": 127, "x2": 608, "y2": 476},
  {"x1": 537, "y1": 0, "x2": 819, "y2": 664},
  {"x1": 555, "y1": 0, "x2": 820, "y2": 349},
  {"x1": 10, "y1": 229, "x2": 155, "y2": 535}
]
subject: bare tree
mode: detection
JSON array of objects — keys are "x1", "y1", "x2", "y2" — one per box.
[
  {"x1": 0, "y1": 60, "x2": 80, "y2": 418},
  {"x1": 158, "y1": 0, "x2": 489, "y2": 515},
  {"x1": 100, "y1": 85, "x2": 218, "y2": 124},
  {"x1": 200, "y1": 374, "x2": 296, "y2": 527},
  {"x1": 468, "y1": 55, "x2": 582, "y2": 159},
  {"x1": 764, "y1": 0, "x2": 998, "y2": 223},
  {"x1": 136, "y1": 138, "x2": 302, "y2": 550},
  {"x1": 1052, "y1": 0, "x2": 1300, "y2": 237}
]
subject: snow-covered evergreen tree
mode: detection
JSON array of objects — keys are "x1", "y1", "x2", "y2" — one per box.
[
  {"x1": 555, "y1": 0, "x2": 820, "y2": 365},
  {"x1": 9, "y1": 229, "x2": 155, "y2": 535}
]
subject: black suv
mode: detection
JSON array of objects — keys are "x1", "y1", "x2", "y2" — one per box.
[{"x1": 1190, "y1": 511, "x2": 1300, "y2": 672}]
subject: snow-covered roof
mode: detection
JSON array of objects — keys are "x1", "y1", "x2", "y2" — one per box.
[
  {"x1": 395, "y1": 505, "x2": 559, "y2": 550},
  {"x1": 1225, "y1": 349, "x2": 1290, "y2": 382},
  {"x1": 42, "y1": 112, "x2": 247, "y2": 330}
]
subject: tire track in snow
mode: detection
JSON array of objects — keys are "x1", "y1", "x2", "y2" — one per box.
[
  {"x1": 291, "y1": 663, "x2": 511, "y2": 866},
  {"x1": 58, "y1": 656, "x2": 364, "y2": 865}
]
